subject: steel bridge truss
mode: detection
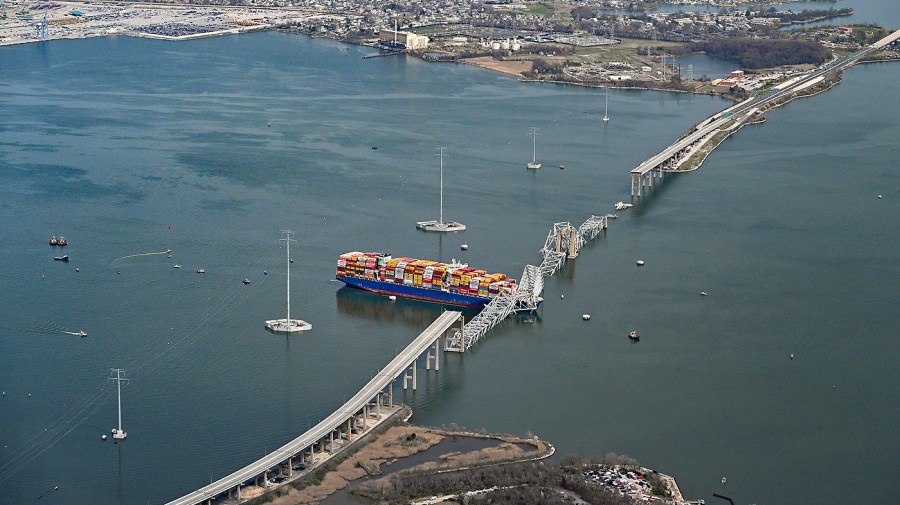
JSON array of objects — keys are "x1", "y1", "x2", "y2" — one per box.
[{"x1": 446, "y1": 215, "x2": 608, "y2": 352}]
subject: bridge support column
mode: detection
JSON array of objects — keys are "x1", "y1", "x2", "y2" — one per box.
[
  {"x1": 376, "y1": 392, "x2": 381, "y2": 418},
  {"x1": 426, "y1": 340, "x2": 441, "y2": 370},
  {"x1": 329, "y1": 431, "x2": 334, "y2": 452},
  {"x1": 235, "y1": 485, "x2": 241, "y2": 501},
  {"x1": 389, "y1": 383, "x2": 393, "y2": 407},
  {"x1": 362, "y1": 405, "x2": 368, "y2": 429},
  {"x1": 288, "y1": 456, "x2": 293, "y2": 477},
  {"x1": 403, "y1": 362, "x2": 417, "y2": 390},
  {"x1": 347, "y1": 419, "x2": 352, "y2": 440},
  {"x1": 434, "y1": 340, "x2": 440, "y2": 370},
  {"x1": 568, "y1": 228, "x2": 578, "y2": 258}
]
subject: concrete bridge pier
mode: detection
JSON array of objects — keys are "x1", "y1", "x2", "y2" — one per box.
[
  {"x1": 402, "y1": 361, "x2": 417, "y2": 390},
  {"x1": 426, "y1": 340, "x2": 440, "y2": 370}
]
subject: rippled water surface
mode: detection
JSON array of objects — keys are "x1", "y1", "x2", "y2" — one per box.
[{"x1": 0, "y1": 23, "x2": 898, "y2": 505}]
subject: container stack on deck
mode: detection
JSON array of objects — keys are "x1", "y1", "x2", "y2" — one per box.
[{"x1": 336, "y1": 252, "x2": 516, "y2": 301}]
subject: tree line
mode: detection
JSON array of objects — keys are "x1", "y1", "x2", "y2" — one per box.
[{"x1": 691, "y1": 38, "x2": 831, "y2": 69}]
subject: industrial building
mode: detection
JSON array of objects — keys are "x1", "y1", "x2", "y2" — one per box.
[{"x1": 378, "y1": 29, "x2": 429, "y2": 50}]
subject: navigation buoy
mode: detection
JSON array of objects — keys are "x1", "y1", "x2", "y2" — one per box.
[
  {"x1": 75, "y1": 268, "x2": 80, "y2": 272},
  {"x1": 582, "y1": 314, "x2": 591, "y2": 320},
  {"x1": 263, "y1": 271, "x2": 268, "y2": 275},
  {"x1": 790, "y1": 353, "x2": 794, "y2": 360},
  {"x1": 101, "y1": 434, "x2": 107, "y2": 441},
  {"x1": 560, "y1": 294, "x2": 565, "y2": 299},
  {"x1": 721, "y1": 477, "x2": 726, "y2": 484},
  {"x1": 267, "y1": 122, "x2": 271, "y2": 127},
  {"x1": 636, "y1": 260, "x2": 645, "y2": 266}
]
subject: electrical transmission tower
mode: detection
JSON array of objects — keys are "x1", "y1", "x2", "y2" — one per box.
[{"x1": 108, "y1": 368, "x2": 129, "y2": 440}]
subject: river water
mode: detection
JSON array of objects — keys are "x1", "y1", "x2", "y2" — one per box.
[{"x1": 0, "y1": 17, "x2": 897, "y2": 505}]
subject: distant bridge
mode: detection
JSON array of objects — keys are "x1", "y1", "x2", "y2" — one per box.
[{"x1": 630, "y1": 28, "x2": 900, "y2": 198}]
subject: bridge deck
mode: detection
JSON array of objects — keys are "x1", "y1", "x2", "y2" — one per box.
[{"x1": 166, "y1": 310, "x2": 462, "y2": 505}]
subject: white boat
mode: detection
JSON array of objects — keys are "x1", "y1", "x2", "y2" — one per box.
[
  {"x1": 265, "y1": 230, "x2": 311, "y2": 334},
  {"x1": 417, "y1": 147, "x2": 466, "y2": 232},
  {"x1": 173, "y1": 264, "x2": 181, "y2": 269},
  {"x1": 526, "y1": 127, "x2": 541, "y2": 169},
  {"x1": 614, "y1": 201, "x2": 633, "y2": 211}
]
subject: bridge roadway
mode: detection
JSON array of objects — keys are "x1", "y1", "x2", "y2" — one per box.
[
  {"x1": 630, "y1": 28, "x2": 900, "y2": 197},
  {"x1": 166, "y1": 310, "x2": 463, "y2": 505}
]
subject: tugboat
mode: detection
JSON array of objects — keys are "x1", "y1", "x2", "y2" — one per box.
[
  {"x1": 57, "y1": 236, "x2": 68, "y2": 246},
  {"x1": 49, "y1": 236, "x2": 58, "y2": 246},
  {"x1": 628, "y1": 330, "x2": 640, "y2": 341}
]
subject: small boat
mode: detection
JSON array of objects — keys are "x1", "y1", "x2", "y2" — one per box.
[
  {"x1": 49, "y1": 236, "x2": 58, "y2": 246},
  {"x1": 54, "y1": 255, "x2": 69, "y2": 262},
  {"x1": 57, "y1": 236, "x2": 68, "y2": 246},
  {"x1": 628, "y1": 330, "x2": 640, "y2": 341},
  {"x1": 559, "y1": 165, "x2": 565, "y2": 170},
  {"x1": 615, "y1": 201, "x2": 633, "y2": 211},
  {"x1": 242, "y1": 278, "x2": 250, "y2": 285},
  {"x1": 75, "y1": 331, "x2": 87, "y2": 338},
  {"x1": 460, "y1": 244, "x2": 468, "y2": 251},
  {"x1": 196, "y1": 268, "x2": 205, "y2": 274},
  {"x1": 173, "y1": 264, "x2": 181, "y2": 269}
]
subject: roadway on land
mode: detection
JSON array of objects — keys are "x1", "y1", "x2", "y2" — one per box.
[
  {"x1": 166, "y1": 310, "x2": 462, "y2": 505},
  {"x1": 631, "y1": 28, "x2": 900, "y2": 179}
]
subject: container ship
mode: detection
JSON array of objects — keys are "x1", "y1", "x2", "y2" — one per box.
[{"x1": 335, "y1": 252, "x2": 517, "y2": 308}]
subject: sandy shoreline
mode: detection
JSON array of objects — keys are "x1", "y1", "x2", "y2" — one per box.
[{"x1": 459, "y1": 56, "x2": 533, "y2": 78}]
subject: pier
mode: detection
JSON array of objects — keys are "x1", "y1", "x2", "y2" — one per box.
[
  {"x1": 166, "y1": 310, "x2": 463, "y2": 505},
  {"x1": 630, "y1": 28, "x2": 900, "y2": 198}
]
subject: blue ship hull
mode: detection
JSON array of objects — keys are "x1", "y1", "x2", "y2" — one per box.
[{"x1": 337, "y1": 276, "x2": 490, "y2": 308}]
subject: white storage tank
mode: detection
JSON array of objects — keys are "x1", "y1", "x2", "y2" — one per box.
[
  {"x1": 511, "y1": 41, "x2": 521, "y2": 51},
  {"x1": 491, "y1": 41, "x2": 501, "y2": 50},
  {"x1": 501, "y1": 39, "x2": 510, "y2": 50}
]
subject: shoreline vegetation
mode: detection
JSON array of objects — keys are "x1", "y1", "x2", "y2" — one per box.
[{"x1": 244, "y1": 405, "x2": 687, "y2": 505}]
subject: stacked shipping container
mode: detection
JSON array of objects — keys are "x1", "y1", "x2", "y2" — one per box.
[{"x1": 336, "y1": 252, "x2": 516, "y2": 302}]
